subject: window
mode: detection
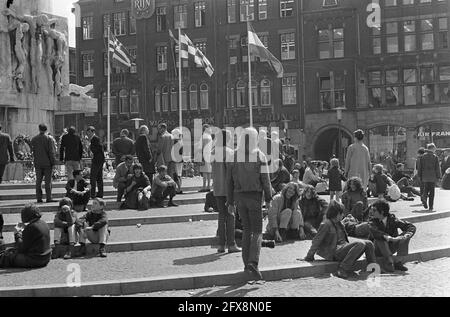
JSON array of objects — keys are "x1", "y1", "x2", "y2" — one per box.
[
  {"x1": 385, "y1": 0, "x2": 397, "y2": 6},
  {"x1": 421, "y1": 66, "x2": 435, "y2": 104},
  {"x1": 323, "y1": 0, "x2": 338, "y2": 6},
  {"x1": 130, "y1": 89, "x2": 139, "y2": 113},
  {"x1": 181, "y1": 86, "x2": 188, "y2": 110},
  {"x1": 282, "y1": 75, "x2": 297, "y2": 105},
  {"x1": 195, "y1": 2, "x2": 206, "y2": 27},
  {"x1": 420, "y1": 19, "x2": 434, "y2": 50},
  {"x1": 258, "y1": 0, "x2": 267, "y2": 20},
  {"x1": 319, "y1": 28, "x2": 344, "y2": 59},
  {"x1": 368, "y1": 71, "x2": 382, "y2": 108},
  {"x1": 190, "y1": 84, "x2": 198, "y2": 110},
  {"x1": 280, "y1": 0, "x2": 294, "y2": 18},
  {"x1": 320, "y1": 72, "x2": 345, "y2": 110},
  {"x1": 226, "y1": 83, "x2": 235, "y2": 108},
  {"x1": 195, "y1": 42, "x2": 207, "y2": 68},
  {"x1": 250, "y1": 81, "x2": 258, "y2": 106},
  {"x1": 101, "y1": 92, "x2": 107, "y2": 115},
  {"x1": 174, "y1": 44, "x2": 189, "y2": 68},
  {"x1": 113, "y1": 12, "x2": 127, "y2": 36},
  {"x1": 281, "y1": 32, "x2": 295, "y2": 60},
  {"x1": 119, "y1": 89, "x2": 130, "y2": 114},
  {"x1": 170, "y1": 87, "x2": 178, "y2": 111},
  {"x1": 404, "y1": 68, "x2": 417, "y2": 105},
  {"x1": 110, "y1": 91, "x2": 118, "y2": 114},
  {"x1": 157, "y1": 46, "x2": 167, "y2": 71},
  {"x1": 162, "y1": 86, "x2": 169, "y2": 112},
  {"x1": 227, "y1": 0, "x2": 237, "y2": 23},
  {"x1": 156, "y1": 7, "x2": 167, "y2": 32},
  {"x1": 368, "y1": 126, "x2": 407, "y2": 165},
  {"x1": 155, "y1": 88, "x2": 161, "y2": 113},
  {"x1": 403, "y1": 0, "x2": 414, "y2": 4},
  {"x1": 240, "y1": 0, "x2": 254, "y2": 22},
  {"x1": 439, "y1": 18, "x2": 448, "y2": 49},
  {"x1": 372, "y1": 26, "x2": 381, "y2": 55},
  {"x1": 174, "y1": 5, "x2": 188, "y2": 29},
  {"x1": 129, "y1": 48, "x2": 137, "y2": 73},
  {"x1": 129, "y1": 14, "x2": 136, "y2": 35},
  {"x1": 82, "y1": 53, "x2": 94, "y2": 77},
  {"x1": 82, "y1": 16, "x2": 93, "y2": 40},
  {"x1": 385, "y1": 70, "x2": 400, "y2": 106},
  {"x1": 439, "y1": 66, "x2": 450, "y2": 102},
  {"x1": 200, "y1": 84, "x2": 209, "y2": 109},
  {"x1": 237, "y1": 81, "x2": 246, "y2": 107},
  {"x1": 403, "y1": 21, "x2": 416, "y2": 52},
  {"x1": 103, "y1": 14, "x2": 110, "y2": 38},
  {"x1": 260, "y1": 79, "x2": 271, "y2": 106},
  {"x1": 386, "y1": 22, "x2": 399, "y2": 53}
]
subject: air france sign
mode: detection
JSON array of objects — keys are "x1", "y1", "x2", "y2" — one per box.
[{"x1": 131, "y1": 0, "x2": 155, "y2": 19}]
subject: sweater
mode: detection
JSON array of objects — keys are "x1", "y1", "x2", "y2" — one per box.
[
  {"x1": 60, "y1": 132, "x2": 83, "y2": 162},
  {"x1": 369, "y1": 214, "x2": 416, "y2": 241},
  {"x1": 80, "y1": 210, "x2": 108, "y2": 231},
  {"x1": 54, "y1": 209, "x2": 78, "y2": 229},
  {"x1": 299, "y1": 197, "x2": 328, "y2": 229},
  {"x1": 15, "y1": 219, "x2": 51, "y2": 259},
  {"x1": 90, "y1": 135, "x2": 105, "y2": 165},
  {"x1": 325, "y1": 166, "x2": 347, "y2": 191},
  {"x1": 112, "y1": 137, "x2": 135, "y2": 159}
]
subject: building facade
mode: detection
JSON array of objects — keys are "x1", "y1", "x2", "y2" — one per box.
[{"x1": 74, "y1": 0, "x2": 450, "y2": 167}]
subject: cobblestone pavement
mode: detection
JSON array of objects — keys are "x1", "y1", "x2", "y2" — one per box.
[{"x1": 136, "y1": 258, "x2": 450, "y2": 297}]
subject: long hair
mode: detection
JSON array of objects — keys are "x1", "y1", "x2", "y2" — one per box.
[
  {"x1": 281, "y1": 182, "x2": 301, "y2": 209},
  {"x1": 345, "y1": 176, "x2": 364, "y2": 193},
  {"x1": 300, "y1": 185, "x2": 319, "y2": 201}
]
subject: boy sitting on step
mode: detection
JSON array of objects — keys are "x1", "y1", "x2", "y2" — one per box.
[
  {"x1": 77, "y1": 198, "x2": 109, "y2": 257},
  {"x1": 150, "y1": 165, "x2": 178, "y2": 208},
  {"x1": 54, "y1": 198, "x2": 79, "y2": 259},
  {"x1": 65, "y1": 170, "x2": 91, "y2": 212}
]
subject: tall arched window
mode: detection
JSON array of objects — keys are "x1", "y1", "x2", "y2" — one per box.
[
  {"x1": 368, "y1": 125, "x2": 407, "y2": 164},
  {"x1": 110, "y1": 90, "x2": 118, "y2": 114},
  {"x1": 130, "y1": 89, "x2": 139, "y2": 113},
  {"x1": 226, "y1": 82, "x2": 235, "y2": 108},
  {"x1": 101, "y1": 92, "x2": 107, "y2": 115},
  {"x1": 251, "y1": 80, "x2": 258, "y2": 107},
  {"x1": 119, "y1": 89, "x2": 130, "y2": 114},
  {"x1": 260, "y1": 79, "x2": 271, "y2": 106},
  {"x1": 154, "y1": 87, "x2": 161, "y2": 113},
  {"x1": 237, "y1": 80, "x2": 246, "y2": 107},
  {"x1": 200, "y1": 83, "x2": 209, "y2": 109},
  {"x1": 190, "y1": 84, "x2": 198, "y2": 110},
  {"x1": 162, "y1": 86, "x2": 169, "y2": 112},
  {"x1": 181, "y1": 85, "x2": 187, "y2": 110},
  {"x1": 170, "y1": 86, "x2": 178, "y2": 111}
]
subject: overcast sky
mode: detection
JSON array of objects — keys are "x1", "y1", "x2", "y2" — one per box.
[{"x1": 52, "y1": 0, "x2": 76, "y2": 47}]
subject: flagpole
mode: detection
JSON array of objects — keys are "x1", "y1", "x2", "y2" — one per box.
[
  {"x1": 107, "y1": 26, "x2": 111, "y2": 154},
  {"x1": 178, "y1": 28, "x2": 182, "y2": 134},
  {"x1": 247, "y1": 21, "x2": 253, "y2": 128}
]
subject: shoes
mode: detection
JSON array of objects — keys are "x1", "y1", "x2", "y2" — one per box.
[
  {"x1": 336, "y1": 269, "x2": 349, "y2": 279},
  {"x1": 37, "y1": 199, "x2": 43, "y2": 203},
  {"x1": 46, "y1": 199, "x2": 57, "y2": 203},
  {"x1": 217, "y1": 247, "x2": 226, "y2": 254},
  {"x1": 63, "y1": 250, "x2": 72, "y2": 260},
  {"x1": 78, "y1": 243, "x2": 86, "y2": 256},
  {"x1": 177, "y1": 191, "x2": 183, "y2": 195},
  {"x1": 99, "y1": 245, "x2": 107, "y2": 258},
  {"x1": 422, "y1": 200, "x2": 428, "y2": 210},
  {"x1": 261, "y1": 240, "x2": 275, "y2": 249},
  {"x1": 247, "y1": 263, "x2": 263, "y2": 281},
  {"x1": 228, "y1": 245, "x2": 241, "y2": 253},
  {"x1": 394, "y1": 262, "x2": 408, "y2": 272},
  {"x1": 168, "y1": 201, "x2": 178, "y2": 207},
  {"x1": 381, "y1": 262, "x2": 395, "y2": 273},
  {"x1": 404, "y1": 197, "x2": 414, "y2": 201},
  {"x1": 429, "y1": 207, "x2": 434, "y2": 212},
  {"x1": 155, "y1": 202, "x2": 166, "y2": 208}
]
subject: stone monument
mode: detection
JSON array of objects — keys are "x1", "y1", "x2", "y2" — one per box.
[{"x1": 0, "y1": 0, "x2": 70, "y2": 139}]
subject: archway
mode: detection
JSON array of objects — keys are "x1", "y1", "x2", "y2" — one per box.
[{"x1": 314, "y1": 128, "x2": 352, "y2": 162}]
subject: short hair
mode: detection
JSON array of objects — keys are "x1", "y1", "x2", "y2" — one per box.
[
  {"x1": 68, "y1": 126, "x2": 76, "y2": 134},
  {"x1": 354, "y1": 129, "x2": 365, "y2": 141},
  {"x1": 346, "y1": 176, "x2": 363, "y2": 192},
  {"x1": 133, "y1": 163, "x2": 143, "y2": 171},
  {"x1": 396, "y1": 163, "x2": 404, "y2": 169},
  {"x1": 417, "y1": 147, "x2": 425, "y2": 155},
  {"x1": 121, "y1": 129, "x2": 129, "y2": 136},
  {"x1": 21, "y1": 204, "x2": 42, "y2": 223},
  {"x1": 38, "y1": 124, "x2": 47, "y2": 132},
  {"x1": 330, "y1": 158, "x2": 340, "y2": 168},
  {"x1": 59, "y1": 197, "x2": 73, "y2": 209},
  {"x1": 73, "y1": 169, "x2": 82, "y2": 177},
  {"x1": 158, "y1": 123, "x2": 167, "y2": 130},
  {"x1": 427, "y1": 143, "x2": 436, "y2": 151},
  {"x1": 374, "y1": 164, "x2": 384, "y2": 173},
  {"x1": 326, "y1": 200, "x2": 345, "y2": 219},
  {"x1": 124, "y1": 154, "x2": 134, "y2": 161},
  {"x1": 93, "y1": 197, "x2": 106, "y2": 207},
  {"x1": 292, "y1": 169, "x2": 300, "y2": 175},
  {"x1": 87, "y1": 126, "x2": 96, "y2": 133},
  {"x1": 139, "y1": 125, "x2": 149, "y2": 134},
  {"x1": 157, "y1": 165, "x2": 167, "y2": 173},
  {"x1": 372, "y1": 199, "x2": 390, "y2": 217}
]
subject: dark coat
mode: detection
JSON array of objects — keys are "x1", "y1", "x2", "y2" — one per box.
[
  {"x1": 135, "y1": 134, "x2": 152, "y2": 164},
  {"x1": 54, "y1": 208, "x2": 78, "y2": 229},
  {"x1": 369, "y1": 214, "x2": 416, "y2": 241},
  {"x1": 15, "y1": 219, "x2": 51, "y2": 259},
  {"x1": 80, "y1": 211, "x2": 108, "y2": 231},
  {"x1": 60, "y1": 132, "x2": 83, "y2": 162},
  {"x1": 325, "y1": 166, "x2": 347, "y2": 191},
  {"x1": 112, "y1": 137, "x2": 135, "y2": 159},
  {"x1": 31, "y1": 133, "x2": 55, "y2": 168},
  {"x1": 90, "y1": 135, "x2": 105, "y2": 165},
  {"x1": 0, "y1": 131, "x2": 14, "y2": 165},
  {"x1": 65, "y1": 178, "x2": 89, "y2": 194},
  {"x1": 306, "y1": 219, "x2": 349, "y2": 261},
  {"x1": 418, "y1": 151, "x2": 441, "y2": 183},
  {"x1": 441, "y1": 156, "x2": 450, "y2": 176}
]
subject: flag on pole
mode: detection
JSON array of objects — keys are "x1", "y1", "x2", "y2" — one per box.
[
  {"x1": 171, "y1": 30, "x2": 214, "y2": 77},
  {"x1": 247, "y1": 23, "x2": 284, "y2": 78},
  {"x1": 108, "y1": 32, "x2": 133, "y2": 68}
]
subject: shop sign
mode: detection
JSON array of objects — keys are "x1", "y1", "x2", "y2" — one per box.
[{"x1": 418, "y1": 131, "x2": 450, "y2": 138}]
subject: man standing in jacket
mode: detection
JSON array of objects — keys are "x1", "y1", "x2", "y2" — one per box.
[
  {"x1": 60, "y1": 126, "x2": 83, "y2": 181},
  {"x1": 156, "y1": 123, "x2": 175, "y2": 179},
  {"x1": 87, "y1": 126, "x2": 105, "y2": 198},
  {"x1": 227, "y1": 127, "x2": 273, "y2": 281},
  {"x1": 31, "y1": 124, "x2": 56, "y2": 203},
  {"x1": 418, "y1": 143, "x2": 441, "y2": 211},
  {"x1": 112, "y1": 129, "x2": 135, "y2": 167},
  {"x1": 135, "y1": 125, "x2": 154, "y2": 185},
  {"x1": 0, "y1": 123, "x2": 15, "y2": 184}
]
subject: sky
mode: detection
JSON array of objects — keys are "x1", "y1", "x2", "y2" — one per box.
[{"x1": 52, "y1": 0, "x2": 76, "y2": 47}]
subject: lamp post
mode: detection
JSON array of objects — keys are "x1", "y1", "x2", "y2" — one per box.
[{"x1": 335, "y1": 107, "x2": 346, "y2": 163}]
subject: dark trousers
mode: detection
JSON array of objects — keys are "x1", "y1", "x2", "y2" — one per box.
[
  {"x1": 0, "y1": 249, "x2": 51, "y2": 268},
  {"x1": 334, "y1": 239, "x2": 376, "y2": 271},
  {"x1": 0, "y1": 164, "x2": 6, "y2": 184},
  {"x1": 141, "y1": 161, "x2": 154, "y2": 186},
  {"x1": 90, "y1": 163, "x2": 104, "y2": 198},
  {"x1": 375, "y1": 238, "x2": 410, "y2": 262},
  {"x1": 152, "y1": 186, "x2": 176, "y2": 203},
  {"x1": 0, "y1": 213, "x2": 3, "y2": 237},
  {"x1": 422, "y1": 182, "x2": 436, "y2": 209},
  {"x1": 216, "y1": 196, "x2": 236, "y2": 248},
  {"x1": 236, "y1": 192, "x2": 263, "y2": 268},
  {"x1": 35, "y1": 167, "x2": 52, "y2": 201},
  {"x1": 67, "y1": 191, "x2": 91, "y2": 207},
  {"x1": 117, "y1": 182, "x2": 127, "y2": 202}
]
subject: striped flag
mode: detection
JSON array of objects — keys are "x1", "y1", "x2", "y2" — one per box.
[
  {"x1": 247, "y1": 22, "x2": 284, "y2": 78},
  {"x1": 108, "y1": 32, "x2": 133, "y2": 68},
  {"x1": 171, "y1": 30, "x2": 214, "y2": 77}
]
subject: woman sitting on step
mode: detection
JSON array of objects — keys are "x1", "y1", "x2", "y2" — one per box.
[
  {"x1": 299, "y1": 185, "x2": 329, "y2": 238},
  {"x1": 122, "y1": 163, "x2": 152, "y2": 210}
]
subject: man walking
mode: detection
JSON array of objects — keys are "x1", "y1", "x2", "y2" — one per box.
[
  {"x1": 0, "y1": 124, "x2": 14, "y2": 184},
  {"x1": 59, "y1": 126, "x2": 83, "y2": 180},
  {"x1": 31, "y1": 124, "x2": 56, "y2": 203},
  {"x1": 86, "y1": 126, "x2": 105, "y2": 198},
  {"x1": 112, "y1": 129, "x2": 135, "y2": 167},
  {"x1": 227, "y1": 127, "x2": 273, "y2": 281},
  {"x1": 135, "y1": 125, "x2": 154, "y2": 184},
  {"x1": 418, "y1": 143, "x2": 441, "y2": 212}
]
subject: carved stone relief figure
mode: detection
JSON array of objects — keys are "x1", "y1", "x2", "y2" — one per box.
[
  {"x1": 0, "y1": 0, "x2": 12, "y2": 90},
  {"x1": 8, "y1": 18, "x2": 29, "y2": 91},
  {"x1": 43, "y1": 24, "x2": 66, "y2": 96}
]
